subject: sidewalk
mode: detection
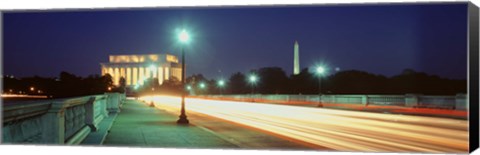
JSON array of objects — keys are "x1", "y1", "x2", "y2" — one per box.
[{"x1": 102, "y1": 100, "x2": 238, "y2": 148}]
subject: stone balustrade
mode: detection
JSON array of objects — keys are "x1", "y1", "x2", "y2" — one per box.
[
  {"x1": 2, "y1": 92, "x2": 126, "y2": 144},
  {"x1": 199, "y1": 94, "x2": 467, "y2": 110}
]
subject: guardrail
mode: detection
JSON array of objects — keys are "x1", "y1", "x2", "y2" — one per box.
[
  {"x1": 198, "y1": 94, "x2": 467, "y2": 110},
  {"x1": 2, "y1": 92, "x2": 126, "y2": 144}
]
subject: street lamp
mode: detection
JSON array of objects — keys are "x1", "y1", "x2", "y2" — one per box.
[
  {"x1": 199, "y1": 82, "x2": 206, "y2": 89},
  {"x1": 248, "y1": 74, "x2": 258, "y2": 102},
  {"x1": 249, "y1": 75, "x2": 258, "y2": 93},
  {"x1": 316, "y1": 66, "x2": 325, "y2": 107},
  {"x1": 177, "y1": 29, "x2": 190, "y2": 124},
  {"x1": 217, "y1": 80, "x2": 225, "y2": 95}
]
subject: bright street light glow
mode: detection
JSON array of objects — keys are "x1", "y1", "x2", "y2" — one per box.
[
  {"x1": 249, "y1": 75, "x2": 258, "y2": 83},
  {"x1": 199, "y1": 83, "x2": 206, "y2": 89},
  {"x1": 179, "y1": 29, "x2": 189, "y2": 43},
  {"x1": 186, "y1": 85, "x2": 192, "y2": 90},
  {"x1": 218, "y1": 80, "x2": 225, "y2": 87},
  {"x1": 316, "y1": 66, "x2": 325, "y2": 75}
]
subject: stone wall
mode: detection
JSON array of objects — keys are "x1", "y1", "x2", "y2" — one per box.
[{"x1": 2, "y1": 93, "x2": 126, "y2": 144}]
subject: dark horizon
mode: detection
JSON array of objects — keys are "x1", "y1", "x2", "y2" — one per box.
[{"x1": 3, "y1": 3, "x2": 468, "y2": 79}]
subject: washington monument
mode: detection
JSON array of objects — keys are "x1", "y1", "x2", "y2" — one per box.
[{"x1": 293, "y1": 41, "x2": 300, "y2": 75}]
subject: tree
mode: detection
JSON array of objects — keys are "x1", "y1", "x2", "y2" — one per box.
[
  {"x1": 228, "y1": 72, "x2": 248, "y2": 94},
  {"x1": 257, "y1": 67, "x2": 289, "y2": 94},
  {"x1": 328, "y1": 70, "x2": 388, "y2": 94},
  {"x1": 389, "y1": 69, "x2": 466, "y2": 95},
  {"x1": 117, "y1": 77, "x2": 126, "y2": 93},
  {"x1": 289, "y1": 68, "x2": 317, "y2": 94}
]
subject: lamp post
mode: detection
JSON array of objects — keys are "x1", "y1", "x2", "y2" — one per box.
[
  {"x1": 199, "y1": 82, "x2": 206, "y2": 89},
  {"x1": 249, "y1": 75, "x2": 258, "y2": 94},
  {"x1": 248, "y1": 75, "x2": 258, "y2": 102},
  {"x1": 177, "y1": 29, "x2": 190, "y2": 124},
  {"x1": 316, "y1": 66, "x2": 325, "y2": 107},
  {"x1": 217, "y1": 80, "x2": 225, "y2": 95}
]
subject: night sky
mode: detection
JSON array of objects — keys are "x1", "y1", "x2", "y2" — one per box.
[{"x1": 3, "y1": 3, "x2": 468, "y2": 80}]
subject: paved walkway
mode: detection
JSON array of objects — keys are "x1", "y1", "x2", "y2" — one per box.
[
  {"x1": 103, "y1": 99, "x2": 312, "y2": 150},
  {"x1": 102, "y1": 100, "x2": 238, "y2": 148}
]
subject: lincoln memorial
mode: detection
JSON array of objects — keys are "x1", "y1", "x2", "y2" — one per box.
[{"x1": 100, "y1": 54, "x2": 182, "y2": 87}]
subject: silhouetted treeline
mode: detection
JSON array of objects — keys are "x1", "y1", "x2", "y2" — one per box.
[
  {"x1": 184, "y1": 67, "x2": 466, "y2": 95},
  {"x1": 4, "y1": 67, "x2": 466, "y2": 98},
  {"x1": 2, "y1": 71, "x2": 115, "y2": 98}
]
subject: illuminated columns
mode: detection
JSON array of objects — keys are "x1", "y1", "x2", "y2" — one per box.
[
  {"x1": 145, "y1": 67, "x2": 151, "y2": 78},
  {"x1": 152, "y1": 66, "x2": 157, "y2": 78},
  {"x1": 132, "y1": 67, "x2": 138, "y2": 85},
  {"x1": 178, "y1": 68, "x2": 183, "y2": 81},
  {"x1": 120, "y1": 68, "x2": 126, "y2": 84},
  {"x1": 165, "y1": 67, "x2": 169, "y2": 80},
  {"x1": 114, "y1": 68, "x2": 120, "y2": 85},
  {"x1": 139, "y1": 67, "x2": 145, "y2": 83},
  {"x1": 158, "y1": 67, "x2": 163, "y2": 85},
  {"x1": 108, "y1": 68, "x2": 114, "y2": 77},
  {"x1": 126, "y1": 67, "x2": 131, "y2": 85}
]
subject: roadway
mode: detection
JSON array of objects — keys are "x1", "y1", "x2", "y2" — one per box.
[{"x1": 141, "y1": 95, "x2": 468, "y2": 153}]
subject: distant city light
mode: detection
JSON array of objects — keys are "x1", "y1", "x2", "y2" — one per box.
[
  {"x1": 179, "y1": 29, "x2": 190, "y2": 43},
  {"x1": 186, "y1": 85, "x2": 192, "y2": 90},
  {"x1": 108, "y1": 87, "x2": 112, "y2": 91},
  {"x1": 335, "y1": 67, "x2": 341, "y2": 72},
  {"x1": 30, "y1": 87, "x2": 35, "y2": 91}
]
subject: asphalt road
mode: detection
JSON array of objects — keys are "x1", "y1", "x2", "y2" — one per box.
[{"x1": 141, "y1": 95, "x2": 468, "y2": 153}]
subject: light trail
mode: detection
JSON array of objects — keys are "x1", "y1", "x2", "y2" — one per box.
[
  {"x1": 1, "y1": 94, "x2": 48, "y2": 98},
  {"x1": 140, "y1": 95, "x2": 468, "y2": 153}
]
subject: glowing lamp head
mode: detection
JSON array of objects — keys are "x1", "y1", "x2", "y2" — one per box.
[
  {"x1": 218, "y1": 80, "x2": 225, "y2": 87},
  {"x1": 178, "y1": 29, "x2": 190, "y2": 43},
  {"x1": 316, "y1": 66, "x2": 325, "y2": 75},
  {"x1": 249, "y1": 75, "x2": 258, "y2": 83},
  {"x1": 186, "y1": 85, "x2": 192, "y2": 90},
  {"x1": 199, "y1": 83, "x2": 206, "y2": 89}
]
